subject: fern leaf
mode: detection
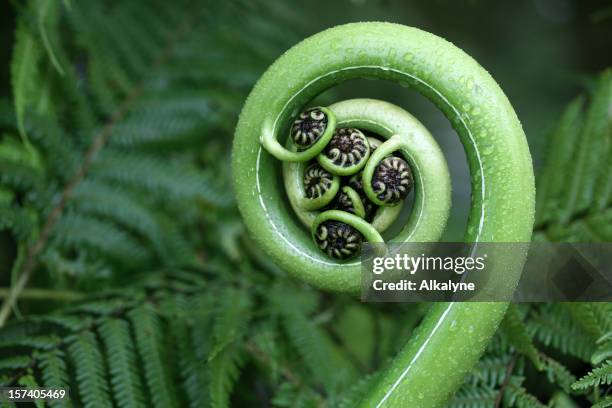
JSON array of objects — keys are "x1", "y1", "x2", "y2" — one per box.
[
  {"x1": 536, "y1": 70, "x2": 612, "y2": 240},
  {"x1": 209, "y1": 342, "x2": 246, "y2": 408},
  {"x1": 504, "y1": 377, "x2": 546, "y2": 408},
  {"x1": 11, "y1": 18, "x2": 42, "y2": 142},
  {"x1": 209, "y1": 287, "x2": 252, "y2": 360},
  {"x1": 448, "y1": 383, "x2": 497, "y2": 408},
  {"x1": 99, "y1": 318, "x2": 146, "y2": 408},
  {"x1": 501, "y1": 305, "x2": 542, "y2": 369},
  {"x1": 0, "y1": 355, "x2": 31, "y2": 371},
  {"x1": 166, "y1": 296, "x2": 210, "y2": 408},
  {"x1": 0, "y1": 334, "x2": 61, "y2": 350},
  {"x1": 51, "y1": 212, "x2": 153, "y2": 268},
  {"x1": 540, "y1": 353, "x2": 576, "y2": 394},
  {"x1": 92, "y1": 149, "x2": 233, "y2": 208},
  {"x1": 128, "y1": 305, "x2": 177, "y2": 408},
  {"x1": 528, "y1": 304, "x2": 595, "y2": 361},
  {"x1": 67, "y1": 331, "x2": 112, "y2": 408},
  {"x1": 37, "y1": 0, "x2": 66, "y2": 75},
  {"x1": 272, "y1": 284, "x2": 355, "y2": 394},
  {"x1": 574, "y1": 70, "x2": 612, "y2": 214},
  {"x1": 465, "y1": 355, "x2": 512, "y2": 388},
  {"x1": 18, "y1": 373, "x2": 45, "y2": 408},
  {"x1": 572, "y1": 360, "x2": 612, "y2": 390},
  {"x1": 535, "y1": 96, "x2": 585, "y2": 227},
  {"x1": 38, "y1": 349, "x2": 72, "y2": 408},
  {"x1": 592, "y1": 396, "x2": 612, "y2": 408},
  {"x1": 271, "y1": 382, "x2": 321, "y2": 408},
  {"x1": 566, "y1": 302, "x2": 612, "y2": 341},
  {"x1": 592, "y1": 332, "x2": 612, "y2": 365}
]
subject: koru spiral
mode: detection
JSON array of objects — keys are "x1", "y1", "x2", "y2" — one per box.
[{"x1": 233, "y1": 23, "x2": 534, "y2": 407}]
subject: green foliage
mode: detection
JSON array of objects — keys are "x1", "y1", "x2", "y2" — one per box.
[
  {"x1": 0, "y1": 1, "x2": 610, "y2": 407},
  {"x1": 450, "y1": 72, "x2": 612, "y2": 407},
  {"x1": 535, "y1": 69, "x2": 611, "y2": 241},
  {"x1": 1, "y1": 0, "x2": 255, "y2": 293}
]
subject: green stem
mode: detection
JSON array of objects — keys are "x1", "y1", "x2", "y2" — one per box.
[
  {"x1": 233, "y1": 22, "x2": 535, "y2": 407},
  {"x1": 0, "y1": 287, "x2": 84, "y2": 301}
]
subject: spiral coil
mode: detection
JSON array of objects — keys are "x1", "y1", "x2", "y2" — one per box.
[{"x1": 233, "y1": 22, "x2": 535, "y2": 407}]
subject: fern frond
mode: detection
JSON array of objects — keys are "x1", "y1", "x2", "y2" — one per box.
[
  {"x1": 38, "y1": 349, "x2": 71, "y2": 407},
  {"x1": 572, "y1": 360, "x2": 612, "y2": 390},
  {"x1": 528, "y1": 304, "x2": 595, "y2": 361},
  {"x1": 539, "y1": 353, "x2": 576, "y2": 394},
  {"x1": 271, "y1": 382, "x2": 322, "y2": 408},
  {"x1": 502, "y1": 304, "x2": 542, "y2": 369},
  {"x1": 11, "y1": 16, "x2": 42, "y2": 142},
  {"x1": 535, "y1": 69, "x2": 612, "y2": 241},
  {"x1": 99, "y1": 318, "x2": 146, "y2": 408},
  {"x1": 566, "y1": 303, "x2": 612, "y2": 341},
  {"x1": 92, "y1": 149, "x2": 232, "y2": 208},
  {"x1": 37, "y1": 0, "x2": 66, "y2": 75},
  {"x1": 128, "y1": 304, "x2": 177, "y2": 408},
  {"x1": 51, "y1": 212, "x2": 153, "y2": 268},
  {"x1": 67, "y1": 331, "x2": 112, "y2": 408},
  {"x1": 209, "y1": 287, "x2": 252, "y2": 360},
  {"x1": 504, "y1": 376, "x2": 547, "y2": 408},
  {"x1": 18, "y1": 373, "x2": 45, "y2": 408},
  {"x1": 592, "y1": 332, "x2": 612, "y2": 365},
  {"x1": 166, "y1": 295, "x2": 211, "y2": 408},
  {"x1": 592, "y1": 396, "x2": 612, "y2": 408},
  {"x1": 0, "y1": 355, "x2": 32, "y2": 371},
  {"x1": 447, "y1": 383, "x2": 497, "y2": 408},
  {"x1": 209, "y1": 342, "x2": 246, "y2": 408},
  {"x1": 465, "y1": 355, "x2": 512, "y2": 388},
  {"x1": 272, "y1": 284, "x2": 355, "y2": 394}
]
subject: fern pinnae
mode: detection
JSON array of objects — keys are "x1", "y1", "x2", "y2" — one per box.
[
  {"x1": 566, "y1": 303, "x2": 612, "y2": 341},
  {"x1": 572, "y1": 360, "x2": 612, "y2": 390},
  {"x1": 553, "y1": 71, "x2": 611, "y2": 225},
  {"x1": 503, "y1": 376, "x2": 547, "y2": 408},
  {"x1": 165, "y1": 296, "x2": 210, "y2": 408},
  {"x1": 91, "y1": 149, "x2": 233, "y2": 208},
  {"x1": 502, "y1": 304, "x2": 543, "y2": 370},
  {"x1": 11, "y1": 16, "x2": 42, "y2": 144},
  {"x1": 209, "y1": 342, "x2": 247, "y2": 408},
  {"x1": 70, "y1": 180, "x2": 177, "y2": 262},
  {"x1": 575, "y1": 70, "x2": 612, "y2": 214},
  {"x1": 465, "y1": 355, "x2": 513, "y2": 388},
  {"x1": 66, "y1": 331, "x2": 112, "y2": 408},
  {"x1": 592, "y1": 396, "x2": 612, "y2": 408},
  {"x1": 272, "y1": 285, "x2": 354, "y2": 395},
  {"x1": 539, "y1": 353, "x2": 577, "y2": 394},
  {"x1": 0, "y1": 355, "x2": 32, "y2": 371},
  {"x1": 447, "y1": 383, "x2": 497, "y2": 408},
  {"x1": 206, "y1": 288, "x2": 253, "y2": 408},
  {"x1": 18, "y1": 373, "x2": 45, "y2": 408},
  {"x1": 37, "y1": 0, "x2": 66, "y2": 76},
  {"x1": 535, "y1": 96, "x2": 585, "y2": 227},
  {"x1": 528, "y1": 304, "x2": 595, "y2": 361},
  {"x1": 51, "y1": 212, "x2": 153, "y2": 269},
  {"x1": 128, "y1": 304, "x2": 177, "y2": 408},
  {"x1": 38, "y1": 349, "x2": 72, "y2": 408},
  {"x1": 99, "y1": 318, "x2": 146, "y2": 408}
]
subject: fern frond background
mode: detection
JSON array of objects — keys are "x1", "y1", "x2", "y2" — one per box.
[{"x1": 0, "y1": 0, "x2": 610, "y2": 407}]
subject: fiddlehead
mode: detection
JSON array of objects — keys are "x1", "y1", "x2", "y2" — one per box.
[
  {"x1": 233, "y1": 22, "x2": 535, "y2": 407},
  {"x1": 318, "y1": 127, "x2": 371, "y2": 175},
  {"x1": 290, "y1": 106, "x2": 336, "y2": 152},
  {"x1": 333, "y1": 186, "x2": 366, "y2": 218},
  {"x1": 301, "y1": 163, "x2": 340, "y2": 210}
]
